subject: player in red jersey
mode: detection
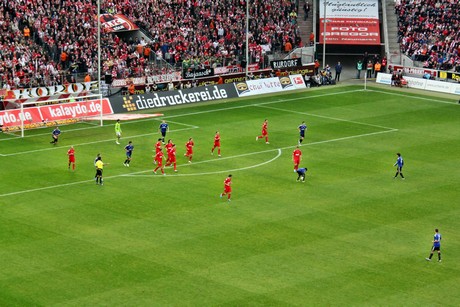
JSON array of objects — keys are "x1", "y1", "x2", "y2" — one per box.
[
  {"x1": 220, "y1": 174, "x2": 232, "y2": 202},
  {"x1": 292, "y1": 145, "x2": 302, "y2": 172},
  {"x1": 256, "y1": 119, "x2": 269, "y2": 144},
  {"x1": 164, "y1": 139, "x2": 174, "y2": 164},
  {"x1": 153, "y1": 150, "x2": 165, "y2": 175},
  {"x1": 67, "y1": 145, "x2": 76, "y2": 170},
  {"x1": 165, "y1": 143, "x2": 178, "y2": 172},
  {"x1": 211, "y1": 131, "x2": 221, "y2": 156},
  {"x1": 184, "y1": 137, "x2": 194, "y2": 163},
  {"x1": 154, "y1": 138, "x2": 162, "y2": 164}
]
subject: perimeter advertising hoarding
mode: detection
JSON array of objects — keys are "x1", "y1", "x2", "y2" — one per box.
[
  {"x1": 235, "y1": 75, "x2": 306, "y2": 97},
  {"x1": 319, "y1": 0, "x2": 381, "y2": 45},
  {"x1": 109, "y1": 84, "x2": 239, "y2": 113},
  {"x1": 0, "y1": 98, "x2": 113, "y2": 131},
  {"x1": 376, "y1": 73, "x2": 460, "y2": 95}
]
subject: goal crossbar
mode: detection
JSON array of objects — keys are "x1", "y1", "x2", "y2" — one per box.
[{"x1": 18, "y1": 94, "x2": 104, "y2": 137}]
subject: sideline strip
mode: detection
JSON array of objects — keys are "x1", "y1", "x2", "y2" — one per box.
[
  {"x1": 368, "y1": 89, "x2": 459, "y2": 105},
  {"x1": 0, "y1": 129, "x2": 396, "y2": 198}
]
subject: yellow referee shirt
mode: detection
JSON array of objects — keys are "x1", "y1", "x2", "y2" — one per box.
[{"x1": 95, "y1": 160, "x2": 104, "y2": 169}]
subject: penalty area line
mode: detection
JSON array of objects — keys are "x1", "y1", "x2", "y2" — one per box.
[
  {"x1": 0, "y1": 149, "x2": 282, "y2": 198},
  {"x1": 0, "y1": 126, "x2": 199, "y2": 157},
  {"x1": 0, "y1": 129, "x2": 396, "y2": 198},
  {"x1": 124, "y1": 148, "x2": 282, "y2": 177}
]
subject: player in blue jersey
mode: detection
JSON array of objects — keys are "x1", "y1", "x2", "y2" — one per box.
[
  {"x1": 298, "y1": 121, "x2": 307, "y2": 145},
  {"x1": 296, "y1": 167, "x2": 308, "y2": 182},
  {"x1": 123, "y1": 141, "x2": 134, "y2": 167},
  {"x1": 158, "y1": 120, "x2": 169, "y2": 143},
  {"x1": 50, "y1": 126, "x2": 61, "y2": 145},
  {"x1": 393, "y1": 153, "x2": 405, "y2": 179},
  {"x1": 426, "y1": 228, "x2": 442, "y2": 262}
]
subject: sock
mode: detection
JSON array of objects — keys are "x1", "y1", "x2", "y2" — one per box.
[
  {"x1": 400, "y1": 173, "x2": 404, "y2": 178},
  {"x1": 429, "y1": 254, "x2": 433, "y2": 259},
  {"x1": 438, "y1": 254, "x2": 441, "y2": 261},
  {"x1": 218, "y1": 149, "x2": 221, "y2": 155},
  {"x1": 394, "y1": 172, "x2": 398, "y2": 178},
  {"x1": 72, "y1": 164, "x2": 75, "y2": 170},
  {"x1": 299, "y1": 139, "x2": 303, "y2": 143}
]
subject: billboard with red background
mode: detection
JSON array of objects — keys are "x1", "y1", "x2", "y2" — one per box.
[{"x1": 319, "y1": 0, "x2": 380, "y2": 45}]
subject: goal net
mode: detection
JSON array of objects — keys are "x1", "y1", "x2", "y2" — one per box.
[{"x1": 0, "y1": 94, "x2": 108, "y2": 137}]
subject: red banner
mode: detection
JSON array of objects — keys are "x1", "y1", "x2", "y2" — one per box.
[
  {"x1": 319, "y1": 0, "x2": 380, "y2": 45},
  {"x1": 0, "y1": 99, "x2": 113, "y2": 131},
  {"x1": 100, "y1": 14, "x2": 139, "y2": 33}
]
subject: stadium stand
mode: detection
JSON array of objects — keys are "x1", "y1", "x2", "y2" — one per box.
[
  {"x1": 395, "y1": 0, "x2": 460, "y2": 71},
  {"x1": 0, "y1": 0, "x2": 302, "y2": 90}
]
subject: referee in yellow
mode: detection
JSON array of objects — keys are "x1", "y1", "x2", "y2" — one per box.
[{"x1": 95, "y1": 156, "x2": 105, "y2": 185}]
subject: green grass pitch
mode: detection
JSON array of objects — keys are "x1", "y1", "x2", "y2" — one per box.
[{"x1": 1, "y1": 85, "x2": 459, "y2": 305}]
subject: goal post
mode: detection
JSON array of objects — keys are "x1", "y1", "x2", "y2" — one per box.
[{"x1": 16, "y1": 94, "x2": 105, "y2": 137}]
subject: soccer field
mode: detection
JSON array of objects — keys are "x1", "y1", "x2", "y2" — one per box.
[{"x1": 1, "y1": 85, "x2": 459, "y2": 305}]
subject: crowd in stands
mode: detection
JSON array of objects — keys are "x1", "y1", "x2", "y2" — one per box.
[
  {"x1": 395, "y1": 0, "x2": 460, "y2": 71},
  {"x1": 0, "y1": 0, "x2": 302, "y2": 90}
]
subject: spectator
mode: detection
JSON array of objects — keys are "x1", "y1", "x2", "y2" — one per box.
[
  {"x1": 0, "y1": 0, "x2": 303, "y2": 90},
  {"x1": 395, "y1": 0, "x2": 460, "y2": 70}
]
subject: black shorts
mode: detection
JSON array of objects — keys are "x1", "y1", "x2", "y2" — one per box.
[
  {"x1": 432, "y1": 246, "x2": 440, "y2": 251},
  {"x1": 96, "y1": 169, "x2": 103, "y2": 176}
]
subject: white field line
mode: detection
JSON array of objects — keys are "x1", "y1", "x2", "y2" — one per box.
[
  {"x1": 160, "y1": 89, "x2": 365, "y2": 119},
  {"x1": 0, "y1": 87, "x2": 454, "y2": 143},
  {"x1": 0, "y1": 115, "x2": 198, "y2": 142},
  {"x1": 367, "y1": 89, "x2": 459, "y2": 105},
  {"x1": 125, "y1": 148, "x2": 282, "y2": 177},
  {"x1": 0, "y1": 89, "x2": 380, "y2": 156},
  {"x1": 0, "y1": 129, "x2": 396, "y2": 198},
  {"x1": 256, "y1": 105, "x2": 397, "y2": 131},
  {"x1": 0, "y1": 126, "x2": 199, "y2": 157},
  {"x1": 0, "y1": 148, "x2": 282, "y2": 198}
]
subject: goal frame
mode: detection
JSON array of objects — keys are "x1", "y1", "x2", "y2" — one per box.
[{"x1": 18, "y1": 94, "x2": 104, "y2": 138}]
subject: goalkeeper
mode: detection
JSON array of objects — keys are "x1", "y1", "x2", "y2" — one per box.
[{"x1": 115, "y1": 119, "x2": 122, "y2": 144}]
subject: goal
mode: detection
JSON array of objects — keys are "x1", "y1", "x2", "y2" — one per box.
[{"x1": 3, "y1": 94, "x2": 105, "y2": 137}]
